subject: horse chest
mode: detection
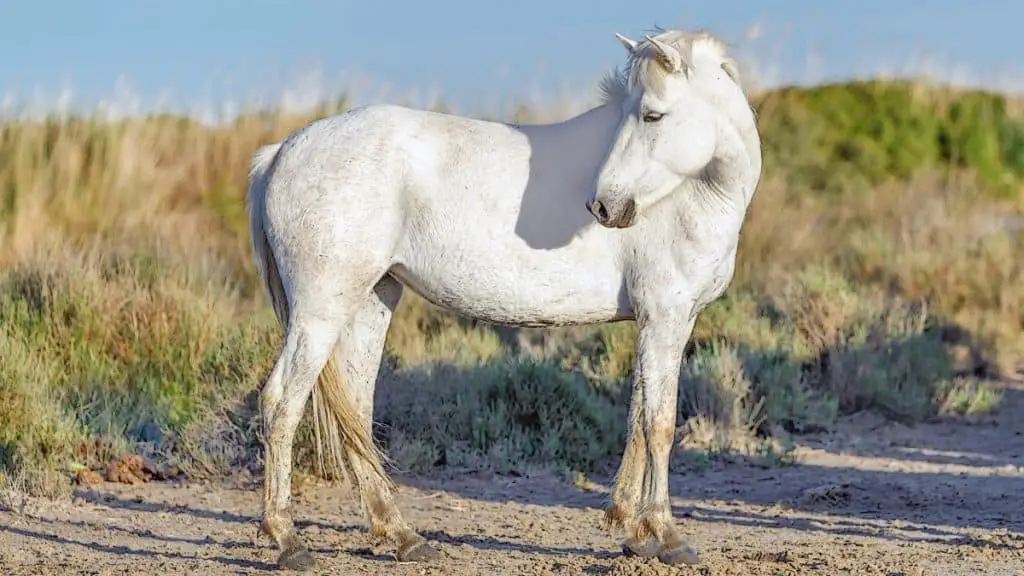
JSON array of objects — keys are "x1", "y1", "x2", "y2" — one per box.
[
  {"x1": 697, "y1": 255, "x2": 735, "y2": 305},
  {"x1": 653, "y1": 221, "x2": 739, "y2": 313}
]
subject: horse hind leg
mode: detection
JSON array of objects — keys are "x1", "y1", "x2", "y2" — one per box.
[
  {"x1": 332, "y1": 275, "x2": 440, "y2": 562},
  {"x1": 259, "y1": 306, "x2": 346, "y2": 571}
]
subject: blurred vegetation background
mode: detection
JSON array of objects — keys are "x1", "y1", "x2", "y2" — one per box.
[{"x1": 0, "y1": 74, "x2": 1021, "y2": 497}]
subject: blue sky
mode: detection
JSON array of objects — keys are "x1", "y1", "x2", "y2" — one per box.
[{"x1": 1, "y1": 0, "x2": 1020, "y2": 115}]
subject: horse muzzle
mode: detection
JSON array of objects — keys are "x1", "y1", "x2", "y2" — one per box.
[{"x1": 586, "y1": 197, "x2": 637, "y2": 228}]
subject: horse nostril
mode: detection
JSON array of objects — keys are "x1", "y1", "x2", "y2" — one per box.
[
  {"x1": 594, "y1": 201, "x2": 608, "y2": 222},
  {"x1": 621, "y1": 198, "x2": 636, "y2": 226}
]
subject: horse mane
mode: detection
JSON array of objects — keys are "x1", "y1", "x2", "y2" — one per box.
[{"x1": 598, "y1": 28, "x2": 739, "y2": 104}]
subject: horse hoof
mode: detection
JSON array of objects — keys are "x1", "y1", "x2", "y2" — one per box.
[
  {"x1": 657, "y1": 541, "x2": 701, "y2": 566},
  {"x1": 622, "y1": 536, "x2": 659, "y2": 559},
  {"x1": 397, "y1": 540, "x2": 441, "y2": 563},
  {"x1": 278, "y1": 546, "x2": 316, "y2": 571}
]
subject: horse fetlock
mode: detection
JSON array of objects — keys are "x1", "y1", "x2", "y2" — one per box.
[
  {"x1": 634, "y1": 509, "x2": 700, "y2": 565},
  {"x1": 280, "y1": 528, "x2": 307, "y2": 550},
  {"x1": 636, "y1": 506, "x2": 675, "y2": 541},
  {"x1": 368, "y1": 512, "x2": 414, "y2": 542},
  {"x1": 612, "y1": 508, "x2": 660, "y2": 559},
  {"x1": 603, "y1": 499, "x2": 642, "y2": 531},
  {"x1": 606, "y1": 501, "x2": 663, "y2": 560},
  {"x1": 259, "y1": 515, "x2": 294, "y2": 546},
  {"x1": 254, "y1": 523, "x2": 274, "y2": 549}
]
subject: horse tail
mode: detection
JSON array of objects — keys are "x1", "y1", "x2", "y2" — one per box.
[
  {"x1": 247, "y1": 142, "x2": 286, "y2": 322},
  {"x1": 246, "y1": 141, "x2": 394, "y2": 488}
]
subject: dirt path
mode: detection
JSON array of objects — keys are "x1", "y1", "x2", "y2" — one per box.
[{"x1": 2, "y1": 381, "x2": 1022, "y2": 575}]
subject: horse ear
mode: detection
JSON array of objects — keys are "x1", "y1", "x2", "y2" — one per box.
[
  {"x1": 615, "y1": 33, "x2": 638, "y2": 53},
  {"x1": 644, "y1": 35, "x2": 685, "y2": 75}
]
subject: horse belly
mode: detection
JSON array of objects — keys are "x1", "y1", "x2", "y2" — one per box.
[{"x1": 390, "y1": 242, "x2": 630, "y2": 328}]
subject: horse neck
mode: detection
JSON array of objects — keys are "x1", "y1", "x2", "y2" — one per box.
[
  {"x1": 710, "y1": 113, "x2": 761, "y2": 208},
  {"x1": 723, "y1": 103, "x2": 762, "y2": 207},
  {"x1": 657, "y1": 111, "x2": 760, "y2": 232},
  {"x1": 667, "y1": 51, "x2": 761, "y2": 213},
  {"x1": 514, "y1": 102, "x2": 621, "y2": 173},
  {"x1": 531, "y1": 100, "x2": 620, "y2": 135},
  {"x1": 693, "y1": 86, "x2": 762, "y2": 211}
]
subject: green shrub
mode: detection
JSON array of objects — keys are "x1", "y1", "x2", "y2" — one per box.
[{"x1": 375, "y1": 358, "x2": 627, "y2": 474}]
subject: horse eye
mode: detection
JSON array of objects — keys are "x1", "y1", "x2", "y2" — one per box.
[{"x1": 642, "y1": 111, "x2": 665, "y2": 123}]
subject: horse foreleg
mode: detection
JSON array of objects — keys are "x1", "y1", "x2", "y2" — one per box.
[
  {"x1": 635, "y1": 310, "x2": 700, "y2": 566},
  {"x1": 604, "y1": 374, "x2": 657, "y2": 557},
  {"x1": 259, "y1": 314, "x2": 343, "y2": 571}
]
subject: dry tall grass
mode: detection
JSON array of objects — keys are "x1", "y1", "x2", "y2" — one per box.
[{"x1": 0, "y1": 76, "x2": 1020, "y2": 497}]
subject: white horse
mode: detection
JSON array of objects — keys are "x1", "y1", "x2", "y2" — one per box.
[{"x1": 246, "y1": 28, "x2": 761, "y2": 570}]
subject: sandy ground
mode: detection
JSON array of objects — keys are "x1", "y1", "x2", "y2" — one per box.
[{"x1": 2, "y1": 380, "x2": 1022, "y2": 576}]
